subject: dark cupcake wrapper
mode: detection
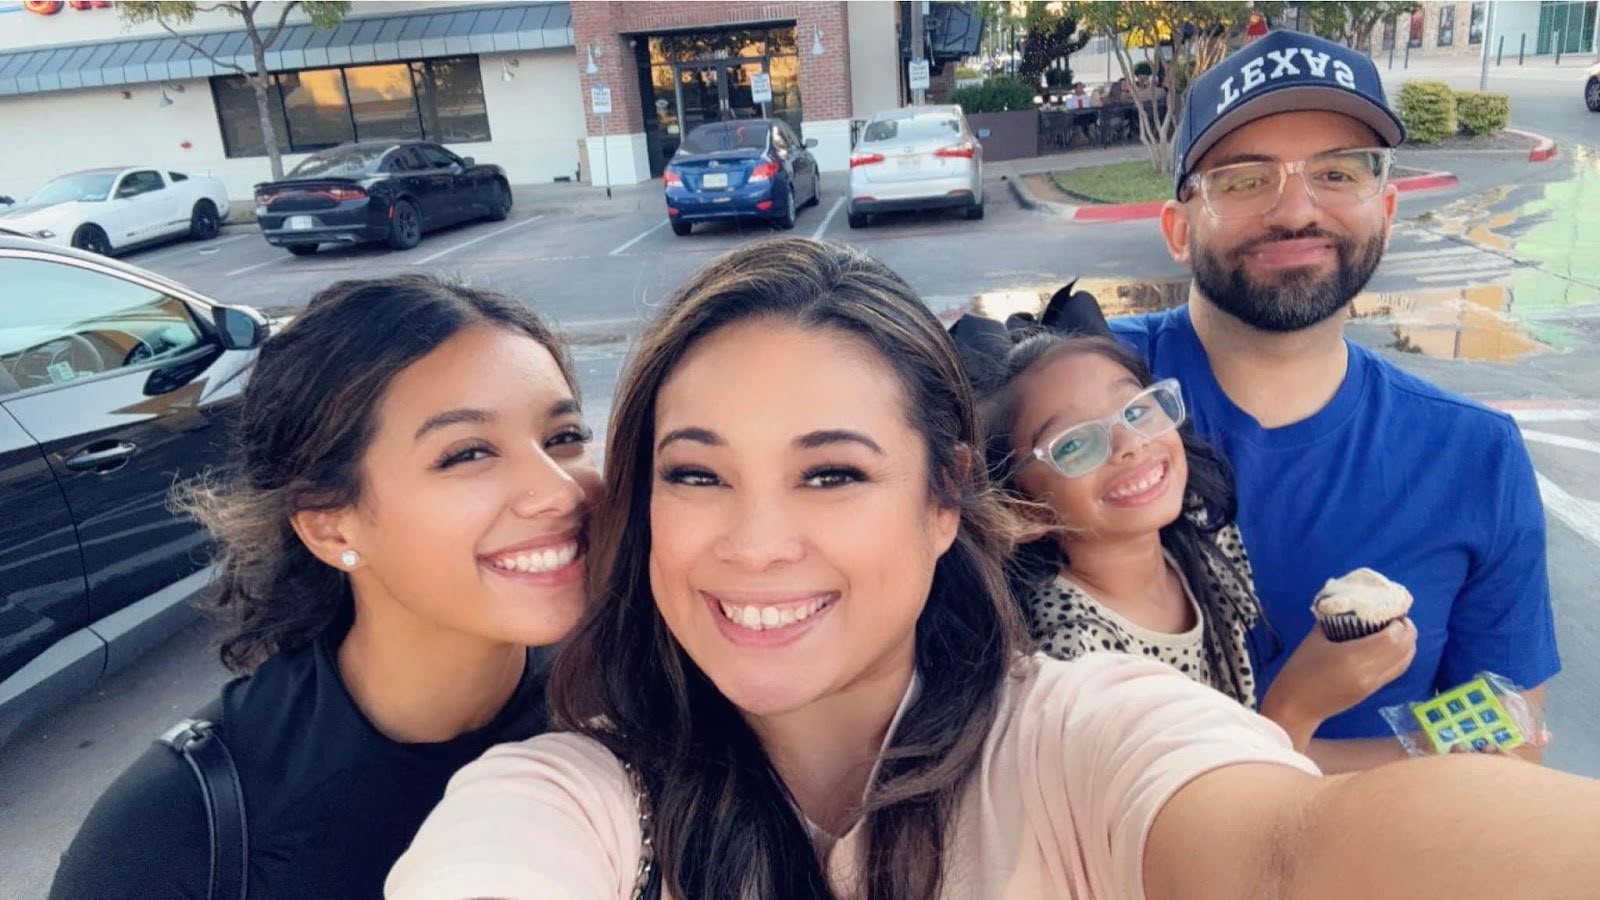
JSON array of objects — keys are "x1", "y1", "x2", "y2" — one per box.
[{"x1": 1316, "y1": 612, "x2": 1394, "y2": 643}]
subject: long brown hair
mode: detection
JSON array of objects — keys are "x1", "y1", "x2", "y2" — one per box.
[
  {"x1": 549, "y1": 238, "x2": 1027, "y2": 900},
  {"x1": 176, "y1": 274, "x2": 577, "y2": 672}
]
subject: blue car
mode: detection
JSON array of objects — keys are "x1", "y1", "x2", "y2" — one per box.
[{"x1": 664, "y1": 120, "x2": 821, "y2": 236}]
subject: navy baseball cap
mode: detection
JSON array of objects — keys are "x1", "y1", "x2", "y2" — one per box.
[{"x1": 1173, "y1": 30, "x2": 1406, "y2": 199}]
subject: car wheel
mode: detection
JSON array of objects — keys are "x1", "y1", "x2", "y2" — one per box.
[
  {"x1": 1587, "y1": 78, "x2": 1600, "y2": 112},
  {"x1": 71, "y1": 224, "x2": 112, "y2": 255},
  {"x1": 847, "y1": 211, "x2": 868, "y2": 229},
  {"x1": 671, "y1": 220, "x2": 693, "y2": 236},
  {"x1": 486, "y1": 180, "x2": 512, "y2": 221},
  {"x1": 776, "y1": 188, "x2": 797, "y2": 230},
  {"x1": 286, "y1": 243, "x2": 319, "y2": 256},
  {"x1": 189, "y1": 200, "x2": 221, "y2": 240},
  {"x1": 965, "y1": 200, "x2": 985, "y2": 221},
  {"x1": 387, "y1": 200, "x2": 422, "y2": 250}
]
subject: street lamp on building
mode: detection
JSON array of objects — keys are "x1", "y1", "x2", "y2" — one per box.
[
  {"x1": 812, "y1": 24, "x2": 825, "y2": 56},
  {"x1": 586, "y1": 43, "x2": 601, "y2": 75}
]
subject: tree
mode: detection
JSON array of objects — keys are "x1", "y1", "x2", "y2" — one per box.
[
  {"x1": 120, "y1": 1, "x2": 351, "y2": 179},
  {"x1": 1016, "y1": 2, "x2": 1092, "y2": 87},
  {"x1": 1073, "y1": 1, "x2": 1255, "y2": 174},
  {"x1": 1302, "y1": 1, "x2": 1421, "y2": 49}
]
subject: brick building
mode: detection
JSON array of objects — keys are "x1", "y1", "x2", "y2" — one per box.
[{"x1": 0, "y1": 0, "x2": 907, "y2": 200}]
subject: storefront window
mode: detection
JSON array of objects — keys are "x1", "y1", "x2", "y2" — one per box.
[
  {"x1": 1437, "y1": 6, "x2": 1456, "y2": 46},
  {"x1": 212, "y1": 56, "x2": 490, "y2": 158},
  {"x1": 209, "y1": 74, "x2": 291, "y2": 156},
  {"x1": 415, "y1": 57, "x2": 491, "y2": 142},
  {"x1": 638, "y1": 24, "x2": 802, "y2": 175},
  {"x1": 1408, "y1": 9, "x2": 1425, "y2": 47},
  {"x1": 280, "y1": 68, "x2": 355, "y2": 151},
  {"x1": 1470, "y1": 3, "x2": 1486, "y2": 44},
  {"x1": 345, "y1": 63, "x2": 421, "y2": 141}
]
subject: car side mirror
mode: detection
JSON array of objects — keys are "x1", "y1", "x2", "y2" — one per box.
[
  {"x1": 460, "y1": 156, "x2": 475, "y2": 167},
  {"x1": 213, "y1": 305, "x2": 269, "y2": 351},
  {"x1": 977, "y1": 128, "x2": 992, "y2": 139},
  {"x1": 804, "y1": 138, "x2": 818, "y2": 148}
]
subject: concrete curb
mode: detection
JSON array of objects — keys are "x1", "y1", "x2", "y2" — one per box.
[
  {"x1": 1506, "y1": 128, "x2": 1559, "y2": 162},
  {"x1": 1004, "y1": 175, "x2": 1074, "y2": 218}
]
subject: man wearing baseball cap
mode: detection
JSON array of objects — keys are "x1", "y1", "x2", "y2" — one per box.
[{"x1": 1111, "y1": 30, "x2": 1559, "y2": 771}]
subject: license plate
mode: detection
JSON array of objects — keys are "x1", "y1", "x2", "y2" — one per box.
[
  {"x1": 702, "y1": 172, "x2": 729, "y2": 189},
  {"x1": 254, "y1": 206, "x2": 267, "y2": 217},
  {"x1": 286, "y1": 215, "x2": 314, "y2": 230},
  {"x1": 897, "y1": 156, "x2": 923, "y2": 170}
]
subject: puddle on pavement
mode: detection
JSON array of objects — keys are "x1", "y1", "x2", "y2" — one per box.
[{"x1": 973, "y1": 277, "x2": 1554, "y2": 363}]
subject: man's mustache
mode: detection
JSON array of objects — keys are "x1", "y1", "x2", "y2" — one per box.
[{"x1": 1232, "y1": 226, "x2": 1350, "y2": 258}]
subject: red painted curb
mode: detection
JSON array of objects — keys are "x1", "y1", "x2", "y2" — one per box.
[
  {"x1": 1506, "y1": 128, "x2": 1558, "y2": 162},
  {"x1": 1393, "y1": 171, "x2": 1460, "y2": 193},
  {"x1": 1072, "y1": 200, "x2": 1167, "y2": 223}
]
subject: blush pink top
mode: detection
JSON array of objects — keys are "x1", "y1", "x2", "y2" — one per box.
[{"x1": 387, "y1": 653, "x2": 1319, "y2": 899}]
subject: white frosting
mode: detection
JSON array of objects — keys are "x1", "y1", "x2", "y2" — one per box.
[{"x1": 1310, "y1": 567, "x2": 1414, "y2": 620}]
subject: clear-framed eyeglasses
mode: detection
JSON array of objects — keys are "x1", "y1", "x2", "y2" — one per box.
[
  {"x1": 1183, "y1": 148, "x2": 1395, "y2": 220},
  {"x1": 1028, "y1": 379, "x2": 1186, "y2": 479}
]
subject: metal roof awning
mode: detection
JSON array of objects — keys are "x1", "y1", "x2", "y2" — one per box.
[{"x1": 0, "y1": 2, "x2": 573, "y2": 97}]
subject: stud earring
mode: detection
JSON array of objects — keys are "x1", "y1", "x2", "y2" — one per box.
[{"x1": 339, "y1": 550, "x2": 361, "y2": 569}]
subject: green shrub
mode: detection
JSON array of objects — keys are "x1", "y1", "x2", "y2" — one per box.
[
  {"x1": 956, "y1": 65, "x2": 982, "y2": 79},
  {"x1": 1455, "y1": 91, "x2": 1511, "y2": 135},
  {"x1": 950, "y1": 76, "x2": 1038, "y2": 114},
  {"x1": 1397, "y1": 80, "x2": 1456, "y2": 144}
]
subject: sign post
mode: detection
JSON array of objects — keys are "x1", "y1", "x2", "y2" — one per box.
[
  {"x1": 751, "y1": 71, "x2": 773, "y2": 119},
  {"x1": 590, "y1": 85, "x2": 613, "y2": 199},
  {"x1": 908, "y1": 59, "x2": 931, "y2": 103}
]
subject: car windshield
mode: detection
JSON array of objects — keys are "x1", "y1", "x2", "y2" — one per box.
[
  {"x1": 27, "y1": 172, "x2": 117, "y2": 204},
  {"x1": 862, "y1": 116, "x2": 961, "y2": 143},
  {"x1": 679, "y1": 122, "x2": 770, "y2": 154},
  {"x1": 287, "y1": 145, "x2": 393, "y2": 179}
]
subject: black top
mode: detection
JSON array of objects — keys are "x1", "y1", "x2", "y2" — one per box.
[{"x1": 50, "y1": 614, "x2": 551, "y2": 900}]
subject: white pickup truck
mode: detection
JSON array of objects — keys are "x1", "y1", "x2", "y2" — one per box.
[{"x1": 0, "y1": 167, "x2": 229, "y2": 255}]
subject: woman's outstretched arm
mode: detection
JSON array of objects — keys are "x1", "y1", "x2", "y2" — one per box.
[{"x1": 1146, "y1": 753, "x2": 1600, "y2": 900}]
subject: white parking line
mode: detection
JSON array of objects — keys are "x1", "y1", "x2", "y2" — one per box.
[
  {"x1": 1522, "y1": 431, "x2": 1600, "y2": 455},
  {"x1": 1536, "y1": 473, "x2": 1600, "y2": 552},
  {"x1": 609, "y1": 220, "x2": 668, "y2": 256},
  {"x1": 225, "y1": 257, "x2": 282, "y2": 277},
  {"x1": 812, "y1": 197, "x2": 845, "y2": 239},
  {"x1": 137, "y1": 233, "x2": 253, "y2": 265},
  {"x1": 414, "y1": 215, "x2": 545, "y2": 265},
  {"x1": 1507, "y1": 408, "x2": 1600, "y2": 423}
]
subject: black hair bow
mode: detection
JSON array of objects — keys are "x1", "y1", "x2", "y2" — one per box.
[{"x1": 948, "y1": 280, "x2": 1112, "y2": 391}]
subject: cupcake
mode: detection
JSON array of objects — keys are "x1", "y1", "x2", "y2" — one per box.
[{"x1": 1310, "y1": 568, "x2": 1413, "y2": 642}]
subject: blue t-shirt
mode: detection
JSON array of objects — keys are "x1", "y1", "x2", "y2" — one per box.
[{"x1": 1111, "y1": 306, "x2": 1560, "y2": 738}]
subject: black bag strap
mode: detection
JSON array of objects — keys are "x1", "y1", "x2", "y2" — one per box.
[{"x1": 159, "y1": 718, "x2": 248, "y2": 900}]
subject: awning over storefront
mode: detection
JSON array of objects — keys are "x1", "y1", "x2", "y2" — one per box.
[{"x1": 0, "y1": 1, "x2": 572, "y2": 97}]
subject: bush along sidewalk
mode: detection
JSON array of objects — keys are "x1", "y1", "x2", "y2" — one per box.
[
  {"x1": 1397, "y1": 81, "x2": 1457, "y2": 143},
  {"x1": 1456, "y1": 91, "x2": 1511, "y2": 136},
  {"x1": 1396, "y1": 80, "x2": 1513, "y2": 142}
]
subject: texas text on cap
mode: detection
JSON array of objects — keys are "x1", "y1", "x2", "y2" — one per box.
[{"x1": 1172, "y1": 29, "x2": 1407, "y2": 199}]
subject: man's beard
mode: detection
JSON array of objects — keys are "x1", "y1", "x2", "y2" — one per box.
[{"x1": 1190, "y1": 225, "x2": 1386, "y2": 333}]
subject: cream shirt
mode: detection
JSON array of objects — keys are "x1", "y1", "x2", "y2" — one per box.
[{"x1": 387, "y1": 653, "x2": 1319, "y2": 899}]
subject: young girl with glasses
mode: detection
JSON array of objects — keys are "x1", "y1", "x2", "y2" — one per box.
[{"x1": 963, "y1": 291, "x2": 1417, "y2": 766}]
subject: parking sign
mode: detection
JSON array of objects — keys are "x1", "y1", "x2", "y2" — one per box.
[
  {"x1": 751, "y1": 72, "x2": 772, "y2": 105},
  {"x1": 590, "y1": 85, "x2": 612, "y2": 115},
  {"x1": 908, "y1": 59, "x2": 930, "y2": 91}
]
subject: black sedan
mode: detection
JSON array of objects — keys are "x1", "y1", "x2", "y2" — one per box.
[
  {"x1": 253, "y1": 141, "x2": 513, "y2": 255},
  {"x1": 0, "y1": 230, "x2": 268, "y2": 747}
]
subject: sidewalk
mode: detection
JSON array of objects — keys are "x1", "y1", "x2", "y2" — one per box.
[{"x1": 1373, "y1": 50, "x2": 1598, "y2": 88}]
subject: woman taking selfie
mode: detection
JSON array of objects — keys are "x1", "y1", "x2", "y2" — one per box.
[
  {"x1": 960, "y1": 295, "x2": 1418, "y2": 770},
  {"x1": 389, "y1": 240, "x2": 1600, "y2": 900},
  {"x1": 52, "y1": 274, "x2": 599, "y2": 899}
]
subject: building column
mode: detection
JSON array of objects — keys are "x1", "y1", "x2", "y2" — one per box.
[
  {"x1": 571, "y1": 1, "x2": 651, "y2": 186},
  {"x1": 796, "y1": 3, "x2": 854, "y2": 172}
]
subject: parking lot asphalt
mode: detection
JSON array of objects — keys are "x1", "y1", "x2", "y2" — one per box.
[{"x1": 5, "y1": 158, "x2": 1600, "y2": 899}]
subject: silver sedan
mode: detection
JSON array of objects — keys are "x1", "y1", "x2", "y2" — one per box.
[{"x1": 847, "y1": 105, "x2": 984, "y2": 228}]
